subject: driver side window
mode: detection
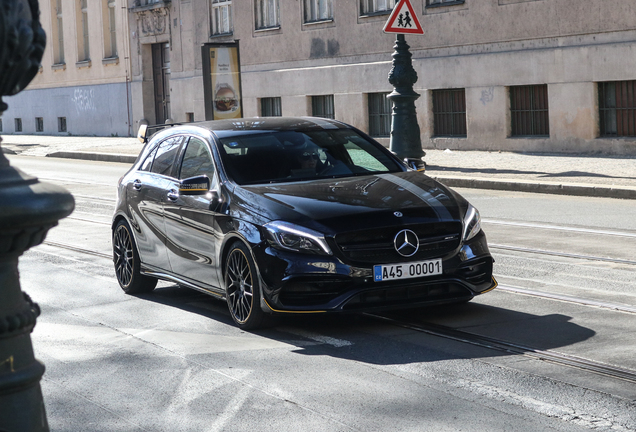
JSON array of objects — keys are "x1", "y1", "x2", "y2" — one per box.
[{"x1": 179, "y1": 137, "x2": 216, "y2": 181}]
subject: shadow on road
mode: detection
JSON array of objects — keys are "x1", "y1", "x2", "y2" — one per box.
[{"x1": 140, "y1": 284, "x2": 596, "y2": 366}]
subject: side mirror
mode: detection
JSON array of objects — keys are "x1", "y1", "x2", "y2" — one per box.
[
  {"x1": 137, "y1": 122, "x2": 148, "y2": 143},
  {"x1": 179, "y1": 175, "x2": 210, "y2": 195},
  {"x1": 404, "y1": 157, "x2": 426, "y2": 172}
]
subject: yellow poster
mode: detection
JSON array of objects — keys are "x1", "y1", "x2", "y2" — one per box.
[{"x1": 209, "y1": 46, "x2": 242, "y2": 120}]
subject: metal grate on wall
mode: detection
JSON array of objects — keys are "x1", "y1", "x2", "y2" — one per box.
[
  {"x1": 599, "y1": 80, "x2": 636, "y2": 137},
  {"x1": 432, "y1": 88, "x2": 467, "y2": 137},
  {"x1": 312, "y1": 95, "x2": 335, "y2": 119},
  {"x1": 261, "y1": 97, "x2": 282, "y2": 116},
  {"x1": 510, "y1": 84, "x2": 549, "y2": 137},
  {"x1": 368, "y1": 92, "x2": 392, "y2": 138}
]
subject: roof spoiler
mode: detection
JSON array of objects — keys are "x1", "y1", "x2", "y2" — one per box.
[{"x1": 137, "y1": 120, "x2": 182, "y2": 144}]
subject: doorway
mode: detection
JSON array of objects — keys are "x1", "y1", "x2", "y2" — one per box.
[{"x1": 152, "y1": 42, "x2": 171, "y2": 124}]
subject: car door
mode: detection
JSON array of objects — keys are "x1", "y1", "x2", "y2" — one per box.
[
  {"x1": 127, "y1": 135, "x2": 183, "y2": 271},
  {"x1": 163, "y1": 136, "x2": 223, "y2": 289}
]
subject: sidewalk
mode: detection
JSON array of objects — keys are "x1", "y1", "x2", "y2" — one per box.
[{"x1": 2, "y1": 134, "x2": 636, "y2": 199}]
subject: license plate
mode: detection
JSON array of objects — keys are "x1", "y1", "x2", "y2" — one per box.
[{"x1": 374, "y1": 259, "x2": 443, "y2": 282}]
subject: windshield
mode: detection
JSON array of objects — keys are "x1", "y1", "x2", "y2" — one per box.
[{"x1": 218, "y1": 129, "x2": 403, "y2": 185}]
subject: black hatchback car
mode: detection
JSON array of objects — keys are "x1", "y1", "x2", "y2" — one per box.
[{"x1": 112, "y1": 117, "x2": 496, "y2": 329}]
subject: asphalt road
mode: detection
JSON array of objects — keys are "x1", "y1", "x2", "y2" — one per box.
[{"x1": 7, "y1": 155, "x2": 636, "y2": 432}]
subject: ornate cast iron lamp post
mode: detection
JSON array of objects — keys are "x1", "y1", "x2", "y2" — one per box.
[
  {"x1": 388, "y1": 34, "x2": 426, "y2": 168},
  {"x1": 0, "y1": 1, "x2": 74, "y2": 430}
]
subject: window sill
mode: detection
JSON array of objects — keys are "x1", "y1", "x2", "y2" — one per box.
[
  {"x1": 432, "y1": 135, "x2": 467, "y2": 139},
  {"x1": 51, "y1": 63, "x2": 66, "y2": 71},
  {"x1": 426, "y1": 0, "x2": 465, "y2": 8},
  {"x1": 209, "y1": 31, "x2": 234, "y2": 39},
  {"x1": 360, "y1": 10, "x2": 392, "y2": 18},
  {"x1": 102, "y1": 56, "x2": 119, "y2": 66},
  {"x1": 509, "y1": 135, "x2": 550, "y2": 139},
  {"x1": 303, "y1": 18, "x2": 334, "y2": 26},
  {"x1": 76, "y1": 60, "x2": 92, "y2": 69},
  {"x1": 255, "y1": 25, "x2": 281, "y2": 33}
]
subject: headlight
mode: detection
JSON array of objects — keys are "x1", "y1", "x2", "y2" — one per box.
[
  {"x1": 264, "y1": 221, "x2": 332, "y2": 255},
  {"x1": 463, "y1": 204, "x2": 482, "y2": 241}
]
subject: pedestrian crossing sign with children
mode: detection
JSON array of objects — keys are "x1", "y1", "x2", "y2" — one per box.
[{"x1": 383, "y1": 0, "x2": 424, "y2": 35}]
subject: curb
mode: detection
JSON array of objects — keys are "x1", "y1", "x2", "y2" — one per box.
[
  {"x1": 33, "y1": 151, "x2": 636, "y2": 200},
  {"x1": 431, "y1": 175, "x2": 636, "y2": 200},
  {"x1": 46, "y1": 151, "x2": 138, "y2": 164}
]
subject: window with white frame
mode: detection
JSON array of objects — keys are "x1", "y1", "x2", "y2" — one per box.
[
  {"x1": 77, "y1": 0, "x2": 90, "y2": 61},
  {"x1": 52, "y1": 0, "x2": 65, "y2": 64},
  {"x1": 304, "y1": 0, "x2": 332, "y2": 23},
  {"x1": 211, "y1": 0, "x2": 233, "y2": 35},
  {"x1": 103, "y1": 0, "x2": 117, "y2": 58},
  {"x1": 255, "y1": 0, "x2": 280, "y2": 30},
  {"x1": 360, "y1": 0, "x2": 395, "y2": 15}
]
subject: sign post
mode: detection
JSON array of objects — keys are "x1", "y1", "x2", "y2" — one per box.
[{"x1": 384, "y1": 0, "x2": 426, "y2": 168}]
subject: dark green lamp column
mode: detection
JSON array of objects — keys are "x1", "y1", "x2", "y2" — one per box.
[
  {"x1": 388, "y1": 34, "x2": 426, "y2": 168},
  {"x1": 0, "y1": 1, "x2": 75, "y2": 430}
]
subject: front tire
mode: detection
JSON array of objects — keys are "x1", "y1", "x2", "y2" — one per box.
[
  {"x1": 224, "y1": 242, "x2": 266, "y2": 330},
  {"x1": 113, "y1": 219, "x2": 158, "y2": 294}
]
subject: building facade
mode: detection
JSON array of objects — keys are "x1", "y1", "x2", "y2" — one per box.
[
  {"x1": 129, "y1": 0, "x2": 636, "y2": 155},
  {"x1": 2, "y1": 0, "x2": 133, "y2": 136}
]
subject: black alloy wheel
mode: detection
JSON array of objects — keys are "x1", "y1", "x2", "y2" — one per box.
[
  {"x1": 113, "y1": 219, "x2": 158, "y2": 294},
  {"x1": 224, "y1": 242, "x2": 265, "y2": 330}
]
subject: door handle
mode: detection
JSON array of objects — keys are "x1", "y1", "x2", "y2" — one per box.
[
  {"x1": 166, "y1": 189, "x2": 179, "y2": 201},
  {"x1": 132, "y1": 179, "x2": 142, "y2": 190}
]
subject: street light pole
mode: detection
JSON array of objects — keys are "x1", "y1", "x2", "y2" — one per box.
[
  {"x1": 0, "y1": 1, "x2": 74, "y2": 430},
  {"x1": 387, "y1": 34, "x2": 426, "y2": 168}
]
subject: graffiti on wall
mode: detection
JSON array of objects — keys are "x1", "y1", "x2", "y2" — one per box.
[
  {"x1": 71, "y1": 89, "x2": 97, "y2": 115},
  {"x1": 480, "y1": 87, "x2": 495, "y2": 106}
]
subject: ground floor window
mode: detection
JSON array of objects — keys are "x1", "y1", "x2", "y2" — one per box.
[
  {"x1": 36, "y1": 117, "x2": 44, "y2": 132},
  {"x1": 368, "y1": 92, "x2": 392, "y2": 137},
  {"x1": 15, "y1": 118, "x2": 22, "y2": 132},
  {"x1": 510, "y1": 84, "x2": 549, "y2": 137},
  {"x1": 58, "y1": 117, "x2": 67, "y2": 132},
  {"x1": 599, "y1": 80, "x2": 636, "y2": 137},
  {"x1": 432, "y1": 88, "x2": 467, "y2": 137},
  {"x1": 261, "y1": 97, "x2": 282, "y2": 116},
  {"x1": 311, "y1": 95, "x2": 335, "y2": 119}
]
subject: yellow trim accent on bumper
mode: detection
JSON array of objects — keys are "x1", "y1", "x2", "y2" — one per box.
[
  {"x1": 263, "y1": 298, "x2": 327, "y2": 314},
  {"x1": 479, "y1": 276, "x2": 498, "y2": 294}
]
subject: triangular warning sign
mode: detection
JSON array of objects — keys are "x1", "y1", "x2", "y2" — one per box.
[{"x1": 383, "y1": 0, "x2": 424, "y2": 35}]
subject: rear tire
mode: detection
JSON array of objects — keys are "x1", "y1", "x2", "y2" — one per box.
[
  {"x1": 224, "y1": 242, "x2": 266, "y2": 330},
  {"x1": 113, "y1": 219, "x2": 158, "y2": 294}
]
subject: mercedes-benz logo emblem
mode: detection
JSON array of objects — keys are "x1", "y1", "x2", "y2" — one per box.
[{"x1": 394, "y1": 229, "x2": 419, "y2": 257}]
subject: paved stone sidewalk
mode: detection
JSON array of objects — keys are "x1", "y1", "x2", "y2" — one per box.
[{"x1": 2, "y1": 134, "x2": 635, "y2": 198}]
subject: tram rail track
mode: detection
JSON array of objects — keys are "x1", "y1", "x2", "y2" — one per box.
[
  {"x1": 490, "y1": 243, "x2": 636, "y2": 266},
  {"x1": 365, "y1": 313, "x2": 636, "y2": 384},
  {"x1": 40, "y1": 239, "x2": 636, "y2": 384},
  {"x1": 483, "y1": 218, "x2": 636, "y2": 238}
]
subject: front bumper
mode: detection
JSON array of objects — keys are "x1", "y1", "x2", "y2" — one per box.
[{"x1": 253, "y1": 230, "x2": 496, "y2": 314}]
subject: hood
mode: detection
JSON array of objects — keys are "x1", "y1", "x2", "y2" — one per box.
[{"x1": 231, "y1": 171, "x2": 467, "y2": 234}]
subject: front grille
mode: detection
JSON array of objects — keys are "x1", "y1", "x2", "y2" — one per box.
[
  {"x1": 343, "y1": 282, "x2": 471, "y2": 310},
  {"x1": 278, "y1": 278, "x2": 351, "y2": 307},
  {"x1": 334, "y1": 222, "x2": 461, "y2": 264}
]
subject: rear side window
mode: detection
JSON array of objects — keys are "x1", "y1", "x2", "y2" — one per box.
[
  {"x1": 179, "y1": 137, "x2": 215, "y2": 180},
  {"x1": 139, "y1": 145, "x2": 158, "y2": 172},
  {"x1": 150, "y1": 136, "x2": 183, "y2": 177}
]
